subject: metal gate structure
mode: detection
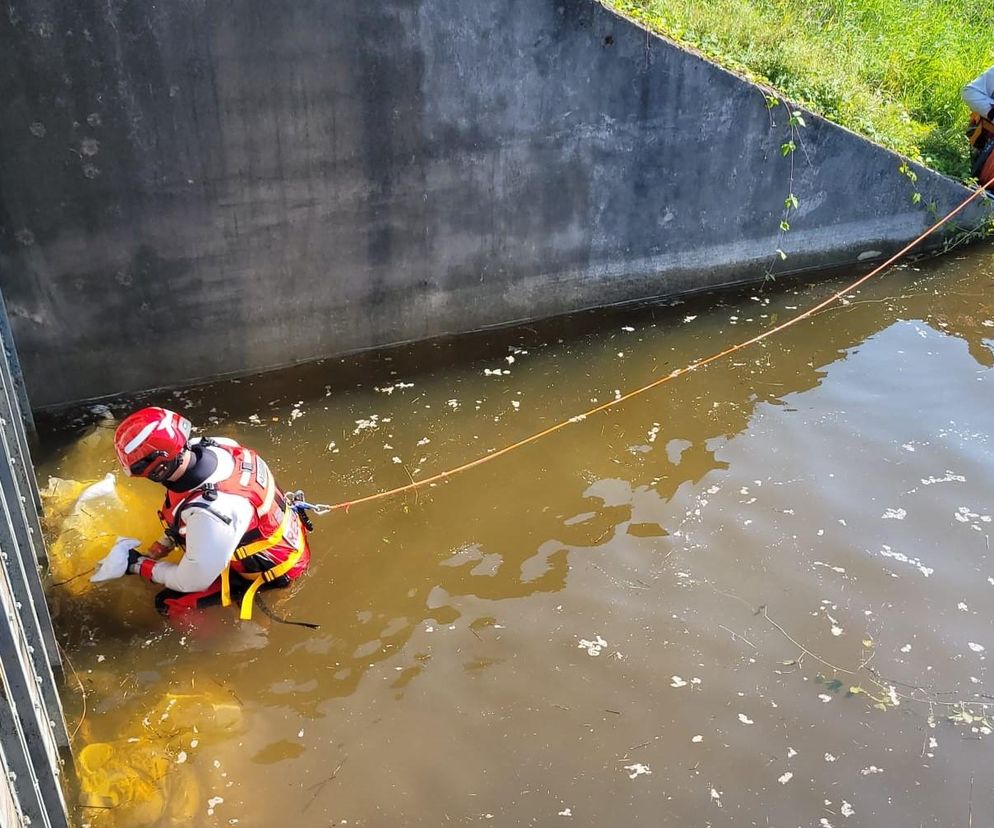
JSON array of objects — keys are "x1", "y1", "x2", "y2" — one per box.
[{"x1": 0, "y1": 291, "x2": 70, "y2": 827}]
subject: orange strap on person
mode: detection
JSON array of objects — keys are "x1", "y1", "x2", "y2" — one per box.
[{"x1": 967, "y1": 112, "x2": 994, "y2": 147}]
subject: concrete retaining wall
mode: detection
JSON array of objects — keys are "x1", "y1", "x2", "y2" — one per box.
[{"x1": 0, "y1": 0, "x2": 986, "y2": 408}]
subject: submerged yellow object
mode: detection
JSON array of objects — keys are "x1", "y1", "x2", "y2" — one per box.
[
  {"x1": 41, "y1": 418, "x2": 165, "y2": 596},
  {"x1": 77, "y1": 738, "x2": 200, "y2": 826},
  {"x1": 77, "y1": 740, "x2": 169, "y2": 813},
  {"x1": 42, "y1": 475, "x2": 164, "y2": 596},
  {"x1": 74, "y1": 687, "x2": 240, "y2": 825},
  {"x1": 146, "y1": 692, "x2": 243, "y2": 734}
]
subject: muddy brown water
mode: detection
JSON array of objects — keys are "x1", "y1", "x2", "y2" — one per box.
[{"x1": 38, "y1": 245, "x2": 994, "y2": 827}]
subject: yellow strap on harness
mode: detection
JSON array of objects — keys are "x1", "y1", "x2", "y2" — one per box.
[
  {"x1": 235, "y1": 550, "x2": 302, "y2": 620},
  {"x1": 220, "y1": 505, "x2": 303, "y2": 620}
]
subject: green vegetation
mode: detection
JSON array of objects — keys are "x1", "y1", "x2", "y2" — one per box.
[{"x1": 607, "y1": 0, "x2": 994, "y2": 178}]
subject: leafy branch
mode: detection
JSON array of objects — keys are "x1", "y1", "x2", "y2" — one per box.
[
  {"x1": 899, "y1": 162, "x2": 922, "y2": 205},
  {"x1": 764, "y1": 93, "x2": 807, "y2": 281}
]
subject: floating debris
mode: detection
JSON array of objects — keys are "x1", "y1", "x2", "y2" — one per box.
[
  {"x1": 954, "y1": 506, "x2": 992, "y2": 531},
  {"x1": 353, "y1": 414, "x2": 381, "y2": 434},
  {"x1": 375, "y1": 382, "x2": 415, "y2": 395},
  {"x1": 921, "y1": 472, "x2": 965, "y2": 486},
  {"x1": 876, "y1": 544, "x2": 933, "y2": 578},
  {"x1": 578, "y1": 636, "x2": 607, "y2": 656}
]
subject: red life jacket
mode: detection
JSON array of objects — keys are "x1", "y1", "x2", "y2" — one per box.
[{"x1": 158, "y1": 437, "x2": 309, "y2": 619}]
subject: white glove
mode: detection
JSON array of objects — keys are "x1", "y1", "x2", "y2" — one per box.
[{"x1": 90, "y1": 537, "x2": 141, "y2": 583}]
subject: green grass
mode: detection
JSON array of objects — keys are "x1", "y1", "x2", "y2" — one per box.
[{"x1": 607, "y1": 0, "x2": 994, "y2": 179}]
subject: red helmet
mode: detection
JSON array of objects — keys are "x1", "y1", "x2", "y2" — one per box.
[{"x1": 114, "y1": 407, "x2": 192, "y2": 482}]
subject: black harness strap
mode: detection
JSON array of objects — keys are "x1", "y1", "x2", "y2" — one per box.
[
  {"x1": 176, "y1": 501, "x2": 232, "y2": 525},
  {"x1": 255, "y1": 594, "x2": 321, "y2": 630}
]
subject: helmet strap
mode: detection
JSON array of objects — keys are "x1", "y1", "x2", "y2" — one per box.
[{"x1": 149, "y1": 445, "x2": 188, "y2": 484}]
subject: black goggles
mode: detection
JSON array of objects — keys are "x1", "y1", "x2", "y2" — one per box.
[{"x1": 129, "y1": 450, "x2": 179, "y2": 483}]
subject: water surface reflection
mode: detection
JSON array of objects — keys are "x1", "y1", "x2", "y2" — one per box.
[{"x1": 39, "y1": 246, "x2": 994, "y2": 826}]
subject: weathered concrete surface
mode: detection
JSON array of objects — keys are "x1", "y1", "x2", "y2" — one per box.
[{"x1": 0, "y1": 0, "x2": 986, "y2": 408}]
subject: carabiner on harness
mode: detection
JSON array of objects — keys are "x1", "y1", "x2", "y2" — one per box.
[{"x1": 286, "y1": 490, "x2": 332, "y2": 532}]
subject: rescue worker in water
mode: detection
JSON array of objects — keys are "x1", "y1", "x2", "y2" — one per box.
[{"x1": 107, "y1": 406, "x2": 311, "y2": 619}]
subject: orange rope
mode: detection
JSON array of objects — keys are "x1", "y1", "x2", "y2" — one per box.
[{"x1": 330, "y1": 177, "x2": 993, "y2": 513}]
